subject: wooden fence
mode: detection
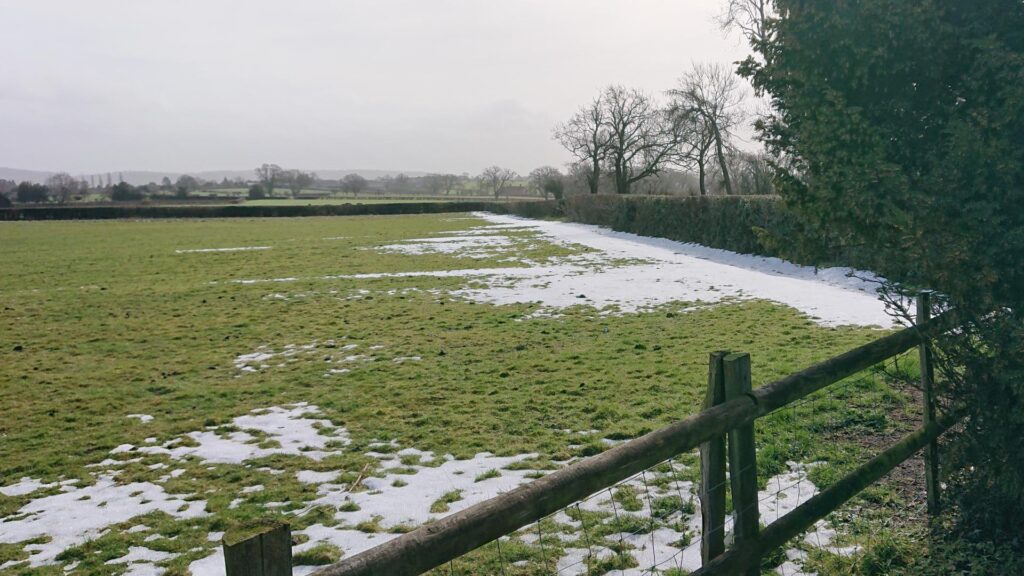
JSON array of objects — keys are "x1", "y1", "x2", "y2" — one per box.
[{"x1": 226, "y1": 301, "x2": 955, "y2": 576}]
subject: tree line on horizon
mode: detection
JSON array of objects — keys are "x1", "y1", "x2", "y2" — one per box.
[{"x1": 553, "y1": 62, "x2": 768, "y2": 197}]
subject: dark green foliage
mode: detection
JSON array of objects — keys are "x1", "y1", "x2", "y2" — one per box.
[
  {"x1": 15, "y1": 181, "x2": 49, "y2": 203},
  {"x1": 111, "y1": 182, "x2": 144, "y2": 202},
  {"x1": 741, "y1": 0, "x2": 1024, "y2": 537},
  {"x1": 563, "y1": 194, "x2": 865, "y2": 268},
  {"x1": 247, "y1": 184, "x2": 267, "y2": 200},
  {"x1": 0, "y1": 193, "x2": 10, "y2": 208},
  {"x1": 487, "y1": 200, "x2": 563, "y2": 220}
]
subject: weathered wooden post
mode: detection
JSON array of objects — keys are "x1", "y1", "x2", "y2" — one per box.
[
  {"x1": 223, "y1": 521, "x2": 293, "y2": 576},
  {"x1": 699, "y1": 351, "x2": 728, "y2": 564},
  {"x1": 918, "y1": 291, "x2": 940, "y2": 516},
  {"x1": 724, "y1": 352, "x2": 759, "y2": 576}
]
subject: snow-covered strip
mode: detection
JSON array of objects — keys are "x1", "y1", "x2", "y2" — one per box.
[
  {"x1": 175, "y1": 246, "x2": 271, "y2": 254},
  {"x1": 126, "y1": 413, "x2": 154, "y2": 423},
  {"x1": 0, "y1": 475, "x2": 206, "y2": 567},
  {"x1": 472, "y1": 213, "x2": 896, "y2": 327},
  {"x1": 136, "y1": 404, "x2": 350, "y2": 464}
]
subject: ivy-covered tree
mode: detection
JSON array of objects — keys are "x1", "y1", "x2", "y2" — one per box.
[{"x1": 741, "y1": 0, "x2": 1024, "y2": 536}]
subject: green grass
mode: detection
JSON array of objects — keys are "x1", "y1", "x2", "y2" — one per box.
[{"x1": 0, "y1": 212, "x2": 908, "y2": 575}]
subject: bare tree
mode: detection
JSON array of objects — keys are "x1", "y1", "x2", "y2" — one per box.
[
  {"x1": 728, "y1": 150, "x2": 774, "y2": 195},
  {"x1": 480, "y1": 166, "x2": 516, "y2": 199},
  {"x1": 554, "y1": 95, "x2": 609, "y2": 194},
  {"x1": 528, "y1": 166, "x2": 564, "y2": 200},
  {"x1": 283, "y1": 170, "x2": 314, "y2": 198},
  {"x1": 667, "y1": 105, "x2": 717, "y2": 195},
  {"x1": 340, "y1": 173, "x2": 368, "y2": 198},
  {"x1": 668, "y1": 64, "x2": 745, "y2": 195},
  {"x1": 601, "y1": 86, "x2": 682, "y2": 195},
  {"x1": 175, "y1": 174, "x2": 200, "y2": 198},
  {"x1": 717, "y1": 0, "x2": 773, "y2": 47},
  {"x1": 46, "y1": 173, "x2": 78, "y2": 205},
  {"x1": 441, "y1": 174, "x2": 459, "y2": 196},
  {"x1": 255, "y1": 164, "x2": 283, "y2": 197},
  {"x1": 424, "y1": 174, "x2": 445, "y2": 196}
]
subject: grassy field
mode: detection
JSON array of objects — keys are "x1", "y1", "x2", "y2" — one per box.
[{"x1": 0, "y1": 213, "x2": 920, "y2": 575}]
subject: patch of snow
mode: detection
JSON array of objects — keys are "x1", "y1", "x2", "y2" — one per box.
[
  {"x1": 138, "y1": 404, "x2": 350, "y2": 464},
  {"x1": 105, "y1": 545, "x2": 175, "y2": 565},
  {"x1": 126, "y1": 414, "x2": 154, "y2": 423},
  {"x1": 392, "y1": 356, "x2": 421, "y2": 363},
  {"x1": 289, "y1": 452, "x2": 540, "y2": 559},
  {"x1": 375, "y1": 235, "x2": 515, "y2": 259},
  {"x1": 296, "y1": 470, "x2": 342, "y2": 484},
  {"x1": 187, "y1": 549, "x2": 223, "y2": 576},
  {"x1": 0, "y1": 475, "x2": 205, "y2": 567},
  {"x1": 175, "y1": 246, "x2": 270, "y2": 254},
  {"x1": 111, "y1": 444, "x2": 135, "y2": 454},
  {"x1": 0, "y1": 478, "x2": 56, "y2": 497}
]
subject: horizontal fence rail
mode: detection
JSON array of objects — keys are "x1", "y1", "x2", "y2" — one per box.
[{"x1": 311, "y1": 313, "x2": 953, "y2": 576}]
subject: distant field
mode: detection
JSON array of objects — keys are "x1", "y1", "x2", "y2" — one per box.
[{"x1": 0, "y1": 213, "x2": 911, "y2": 575}]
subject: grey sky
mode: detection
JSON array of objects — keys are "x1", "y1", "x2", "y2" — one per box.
[{"x1": 0, "y1": 1, "x2": 751, "y2": 176}]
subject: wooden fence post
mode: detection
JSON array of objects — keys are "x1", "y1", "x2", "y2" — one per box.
[
  {"x1": 224, "y1": 521, "x2": 292, "y2": 576},
  {"x1": 724, "y1": 352, "x2": 759, "y2": 576},
  {"x1": 918, "y1": 291, "x2": 940, "y2": 516},
  {"x1": 699, "y1": 351, "x2": 728, "y2": 564}
]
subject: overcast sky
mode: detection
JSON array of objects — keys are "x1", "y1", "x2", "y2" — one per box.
[{"x1": 0, "y1": 1, "x2": 752, "y2": 176}]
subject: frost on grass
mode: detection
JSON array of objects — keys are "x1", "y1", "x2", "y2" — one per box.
[
  {"x1": 229, "y1": 214, "x2": 896, "y2": 327},
  {"x1": 137, "y1": 403, "x2": 350, "y2": 464},
  {"x1": 0, "y1": 475, "x2": 205, "y2": 567},
  {"x1": 232, "y1": 339, "x2": 409, "y2": 377}
]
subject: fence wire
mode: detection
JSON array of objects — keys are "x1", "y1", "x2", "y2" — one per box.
[{"x1": 428, "y1": 352, "x2": 932, "y2": 576}]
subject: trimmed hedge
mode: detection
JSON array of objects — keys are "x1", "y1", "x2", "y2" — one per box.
[
  {"x1": 563, "y1": 194, "x2": 872, "y2": 270},
  {"x1": 0, "y1": 200, "x2": 562, "y2": 221},
  {"x1": 564, "y1": 194, "x2": 794, "y2": 254}
]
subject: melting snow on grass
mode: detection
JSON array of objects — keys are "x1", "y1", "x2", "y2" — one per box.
[
  {"x1": 229, "y1": 213, "x2": 895, "y2": 327},
  {"x1": 231, "y1": 339, "x2": 414, "y2": 377},
  {"x1": 374, "y1": 234, "x2": 517, "y2": 258},
  {"x1": 175, "y1": 246, "x2": 271, "y2": 254},
  {"x1": 136, "y1": 403, "x2": 350, "y2": 464},
  {"x1": 522, "y1": 461, "x2": 850, "y2": 575},
  {"x1": 0, "y1": 475, "x2": 206, "y2": 568}
]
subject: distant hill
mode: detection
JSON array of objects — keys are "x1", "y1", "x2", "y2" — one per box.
[{"x1": 0, "y1": 167, "x2": 429, "y2": 186}]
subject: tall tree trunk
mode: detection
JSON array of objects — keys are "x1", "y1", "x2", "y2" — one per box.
[
  {"x1": 589, "y1": 158, "x2": 600, "y2": 194},
  {"x1": 711, "y1": 123, "x2": 733, "y2": 195},
  {"x1": 698, "y1": 161, "x2": 707, "y2": 196},
  {"x1": 615, "y1": 163, "x2": 628, "y2": 194}
]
